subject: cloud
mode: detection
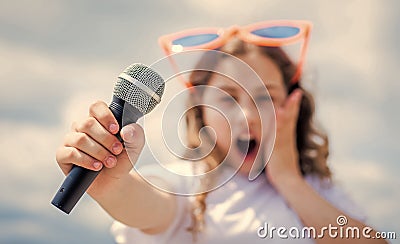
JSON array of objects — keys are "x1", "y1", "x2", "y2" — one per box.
[
  {"x1": 185, "y1": 0, "x2": 277, "y2": 20},
  {"x1": 0, "y1": 40, "x2": 122, "y2": 125},
  {"x1": 0, "y1": 1, "x2": 66, "y2": 32},
  {"x1": 317, "y1": 98, "x2": 381, "y2": 156},
  {"x1": 331, "y1": 158, "x2": 400, "y2": 231},
  {"x1": 0, "y1": 118, "x2": 114, "y2": 243}
]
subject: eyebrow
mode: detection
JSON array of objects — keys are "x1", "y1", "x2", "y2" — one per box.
[
  {"x1": 265, "y1": 83, "x2": 279, "y2": 90},
  {"x1": 215, "y1": 85, "x2": 238, "y2": 93},
  {"x1": 215, "y1": 83, "x2": 278, "y2": 93}
]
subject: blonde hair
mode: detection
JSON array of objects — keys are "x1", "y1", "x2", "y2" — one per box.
[{"x1": 184, "y1": 38, "x2": 331, "y2": 241}]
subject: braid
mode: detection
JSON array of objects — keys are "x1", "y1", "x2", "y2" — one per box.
[
  {"x1": 184, "y1": 98, "x2": 221, "y2": 242},
  {"x1": 186, "y1": 192, "x2": 207, "y2": 242}
]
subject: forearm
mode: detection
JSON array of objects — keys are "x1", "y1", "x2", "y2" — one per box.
[
  {"x1": 88, "y1": 171, "x2": 176, "y2": 233},
  {"x1": 275, "y1": 176, "x2": 387, "y2": 244}
]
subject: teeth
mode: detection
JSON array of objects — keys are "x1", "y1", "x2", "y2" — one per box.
[
  {"x1": 236, "y1": 138, "x2": 257, "y2": 155},
  {"x1": 237, "y1": 135, "x2": 253, "y2": 141}
]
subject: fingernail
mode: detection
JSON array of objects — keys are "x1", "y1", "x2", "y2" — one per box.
[
  {"x1": 93, "y1": 161, "x2": 102, "y2": 170},
  {"x1": 112, "y1": 143, "x2": 122, "y2": 154},
  {"x1": 109, "y1": 123, "x2": 118, "y2": 133},
  {"x1": 105, "y1": 156, "x2": 116, "y2": 167},
  {"x1": 121, "y1": 126, "x2": 135, "y2": 142}
]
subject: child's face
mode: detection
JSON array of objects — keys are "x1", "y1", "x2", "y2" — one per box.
[{"x1": 201, "y1": 51, "x2": 287, "y2": 175}]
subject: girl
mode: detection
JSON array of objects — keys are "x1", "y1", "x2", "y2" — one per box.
[{"x1": 55, "y1": 20, "x2": 387, "y2": 243}]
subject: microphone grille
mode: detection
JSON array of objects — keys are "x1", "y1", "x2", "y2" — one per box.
[{"x1": 114, "y1": 63, "x2": 165, "y2": 115}]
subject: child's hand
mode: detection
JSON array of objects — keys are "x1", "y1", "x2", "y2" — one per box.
[
  {"x1": 55, "y1": 100, "x2": 145, "y2": 195},
  {"x1": 265, "y1": 89, "x2": 303, "y2": 188}
]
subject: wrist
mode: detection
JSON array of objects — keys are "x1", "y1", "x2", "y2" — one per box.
[{"x1": 87, "y1": 171, "x2": 130, "y2": 200}]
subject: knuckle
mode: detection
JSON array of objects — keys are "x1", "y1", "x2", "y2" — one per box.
[
  {"x1": 89, "y1": 100, "x2": 113, "y2": 123},
  {"x1": 103, "y1": 135, "x2": 116, "y2": 149},
  {"x1": 94, "y1": 146, "x2": 108, "y2": 159},
  {"x1": 80, "y1": 154, "x2": 94, "y2": 166},
  {"x1": 97, "y1": 113, "x2": 109, "y2": 124},
  {"x1": 74, "y1": 132, "x2": 88, "y2": 147},
  {"x1": 55, "y1": 146, "x2": 66, "y2": 162},
  {"x1": 89, "y1": 100, "x2": 106, "y2": 113},
  {"x1": 66, "y1": 147, "x2": 79, "y2": 159},
  {"x1": 58, "y1": 146, "x2": 79, "y2": 162},
  {"x1": 79, "y1": 117, "x2": 97, "y2": 131}
]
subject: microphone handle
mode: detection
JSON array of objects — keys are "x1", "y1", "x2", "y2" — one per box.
[{"x1": 51, "y1": 97, "x2": 134, "y2": 214}]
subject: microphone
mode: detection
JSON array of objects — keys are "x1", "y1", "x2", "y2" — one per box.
[{"x1": 51, "y1": 63, "x2": 165, "y2": 214}]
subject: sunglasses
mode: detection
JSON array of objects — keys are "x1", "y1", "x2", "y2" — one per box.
[{"x1": 159, "y1": 20, "x2": 312, "y2": 85}]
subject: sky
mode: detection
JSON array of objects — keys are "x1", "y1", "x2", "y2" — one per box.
[{"x1": 0, "y1": 0, "x2": 399, "y2": 243}]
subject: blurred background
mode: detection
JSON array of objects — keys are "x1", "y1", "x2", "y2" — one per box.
[{"x1": 0, "y1": 0, "x2": 398, "y2": 243}]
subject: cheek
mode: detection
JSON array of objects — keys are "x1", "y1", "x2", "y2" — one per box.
[{"x1": 272, "y1": 93, "x2": 287, "y2": 109}]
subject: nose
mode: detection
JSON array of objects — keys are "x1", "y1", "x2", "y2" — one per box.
[{"x1": 239, "y1": 99, "x2": 259, "y2": 128}]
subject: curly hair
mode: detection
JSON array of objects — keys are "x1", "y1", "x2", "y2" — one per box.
[{"x1": 184, "y1": 38, "x2": 331, "y2": 241}]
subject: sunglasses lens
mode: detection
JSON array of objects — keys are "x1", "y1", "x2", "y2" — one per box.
[
  {"x1": 252, "y1": 26, "x2": 300, "y2": 38},
  {"x1": 172, "y1": 34, "x2": 219, "y2": 47}
]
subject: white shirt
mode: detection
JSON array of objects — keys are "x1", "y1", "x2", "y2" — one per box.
[{"x1": 111, "y1": 163, "x2": 366, "y2": 244}]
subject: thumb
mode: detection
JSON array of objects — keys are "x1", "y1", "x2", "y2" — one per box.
[{"x1": 120, "y1": 123, "x2": 145, "y2": 164}]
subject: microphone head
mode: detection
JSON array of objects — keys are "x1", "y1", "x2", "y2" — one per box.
[{"x1": 114, "y1": 63, "x2": 165, "y2": 115}]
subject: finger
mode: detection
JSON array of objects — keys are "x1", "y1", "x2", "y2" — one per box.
[
  {"x1": 283, "y1": 89, "x2": 302, "y2": 110},
  {"x1": 89, "y1": 100, "x2": 119, "y2": 135},
  {"x1": 56, "y1": 146, "x2": 103, "y2": 175},
  {"x1": 64, "y1": 132, "x2": 117, "y2": 168},
  {"x1": 120, "y1": 123, "x2": 145, "y2": 166},
  {"x1": 72, "y1": 117, "x2": 123, "y2": 156},
  {"x1": 281, "y1": 89, "x2": 303, "y2": 121}
]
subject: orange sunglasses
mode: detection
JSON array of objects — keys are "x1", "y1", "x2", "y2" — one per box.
[{"x1": 159, "y1": 20, "x2": 312, "y2": 85}]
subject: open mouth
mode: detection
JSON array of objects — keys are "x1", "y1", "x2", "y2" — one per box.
[{"x1": 236, "y1": 138, "x2": 258, "y2": 158}]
